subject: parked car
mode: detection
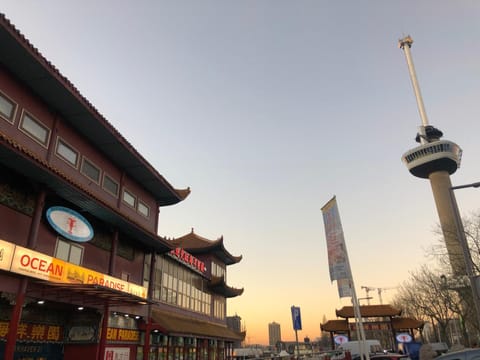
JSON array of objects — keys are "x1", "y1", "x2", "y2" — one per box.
[
  {"x1": 435, "y1": 348, "x2": 480, "y2": 360},
  {"x1": 370, "y1": 353, "x2": 411, "y2": 360}
]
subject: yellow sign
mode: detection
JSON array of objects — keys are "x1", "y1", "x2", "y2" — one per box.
[
  {"x1": 0, "y1": 239, "x2": 15, "y2": 271},
  {"x1": 1, "y1": 239, "x2": 147, "y2": 299},
  {"x1": 106, "y1": 328, "x2": 140, "y2": 342}
]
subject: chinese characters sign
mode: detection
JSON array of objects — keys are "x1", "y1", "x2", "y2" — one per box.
[{"x1": 0, "y1": 321, "x2": 63, "y2": 341}]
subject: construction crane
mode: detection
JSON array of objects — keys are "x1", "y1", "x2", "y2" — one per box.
[
  {"x1": 361, "y1": 286, "x2": 399, "y2": 304},
  {"x1": 360, "y1": 286, "x2": 376, "y2": 305},
  {"x1": 377, "y1": 287, "x2": 398, "y2": 304}
]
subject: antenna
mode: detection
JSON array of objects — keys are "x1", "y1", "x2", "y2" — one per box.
[{"x1": 398, "y1": 36, "x2": 430, "y2": 141}]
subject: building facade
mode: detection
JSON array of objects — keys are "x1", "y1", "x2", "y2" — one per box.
[
  {"x1": 226, "y1": 315, "x2": 243, "y2": 349},
  {"x1": 268, "y1": 322, "x2": 281, "y2": 347},
  {"x1": 0, "y1": 13, "x2": 244, "y2": 360}
]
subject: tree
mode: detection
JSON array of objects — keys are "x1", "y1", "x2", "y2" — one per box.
[
  {"x1": 393, "y1": 265, "x2": 462, "y2": 347},
  {"x1": 392, "y1": 211, "x2": 480, "y2": 346}
]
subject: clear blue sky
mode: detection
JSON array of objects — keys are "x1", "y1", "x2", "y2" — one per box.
[{"x1": 3, "y1": 1, "x2": 480, "y2": 345}]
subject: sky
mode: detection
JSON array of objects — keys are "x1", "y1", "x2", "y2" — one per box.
[{"x1": 2, "y1": 0, "x2": 480, "y2": 346}]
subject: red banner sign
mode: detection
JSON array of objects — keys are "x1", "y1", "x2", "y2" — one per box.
[{"x1": 169, "y1": 248, "x2": 206, "y2": 273}]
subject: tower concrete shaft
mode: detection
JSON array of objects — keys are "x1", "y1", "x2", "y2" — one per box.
[{"x1": 429, "y1": 171, "x2": 465, "y2": 275}]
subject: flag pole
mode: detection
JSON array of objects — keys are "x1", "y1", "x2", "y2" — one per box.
[
  {"x1": 350, "y1": 277, "x2": 370, "y2": 360},
  {"x1": 321, "y1": 196, "x2": 370, "y2": 360}
]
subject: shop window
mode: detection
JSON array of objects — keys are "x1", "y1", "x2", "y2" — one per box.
[
  {"x1": 19, "y1": 111, "x2": 50, "y2": 147},
  {"x1": 55, "y1": 137, "x2": 79, "y2": 168},
  {"x1": 137, "y1": 200, "x2": 150, "y2": 218},
  {"x1": 55, "y1": 238, "x2": 83, "y2": 265},
  {"x1": 0, "y1": 91, "x2": 17, "y2": 123},
  {"x1": 81, "y1": 157, "x2": 101, "y2": 184},
  {"x1": 102, "y1": 173, "x2": 119, "y2": 197},
  {"x1": 122, "y1": 189, "x2": 136, "y2": 208}
]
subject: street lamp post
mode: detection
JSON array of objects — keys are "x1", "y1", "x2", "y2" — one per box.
[{"x1": 448, "y1": 181, "x2": 480, "y2": 337}]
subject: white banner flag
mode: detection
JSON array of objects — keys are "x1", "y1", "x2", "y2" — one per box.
[{"x1": 321, "y1": 196, "x2": 353, "y2": 298}]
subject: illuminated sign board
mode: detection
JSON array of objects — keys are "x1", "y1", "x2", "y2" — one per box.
[
  {"x1": 46, "y1": 206, "x2": 94, "y2": 242},
  {"x1": 396, "y1": 333, "x2": 412, "y2": 343},
  {"x1": 106, "y1": 328, "x2": 140, "y2": 342},
  {"x1": 0, "y1": 240, "x2": 15, "y2": 271},
  {"x1": 334, "y1": 335, "x2": 348, "y2": 345},
  {"x1": 0, "y1": 239, "x2": 147, "y2": 299},
  {"x1": 169, "y1": 248, "x2": 206, "y2": 274},
  {"x1": 105, "y1": 347, "x2": 130, "y2": 360},
  {"x1": 0, "y1": 321, "x2": 63, "y2": 342}
]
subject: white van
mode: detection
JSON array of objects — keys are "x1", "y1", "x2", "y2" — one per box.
[{"x1": 338, "y1": 340, "x2": 382, "y2": 359}]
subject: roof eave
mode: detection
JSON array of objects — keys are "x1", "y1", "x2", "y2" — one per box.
[{"x1": 0, "y1": 14, "x2": 189, "y2": 206}]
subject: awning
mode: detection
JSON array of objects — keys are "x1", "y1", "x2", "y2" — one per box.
[
  {"x1": 150, "y1": 309, "x2": 245, "y2": 341},
  {"x1": 27, "y1": 280, "x2": 152, "y2": 307}
]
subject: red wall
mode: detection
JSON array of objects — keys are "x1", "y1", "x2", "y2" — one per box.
[
  {"x1": 64, "y1": 344, "x2": 98, "y2": 360},
  {"x1": 0, "y1": 204, "x2": 31, "y2": 246}
]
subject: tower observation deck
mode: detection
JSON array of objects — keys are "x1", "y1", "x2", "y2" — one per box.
[
  {"x1": 402, "y1": 126, "x2": 462, "y2": 179},
  {"x1": 399, "y1": 36, "x2": 465, "y2": 276}
]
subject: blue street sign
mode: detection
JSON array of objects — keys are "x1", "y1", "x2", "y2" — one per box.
[{"x1": 291, "y1": 306, "x2": 302, "y2": 330}]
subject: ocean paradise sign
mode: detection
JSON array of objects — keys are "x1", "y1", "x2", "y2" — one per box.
[
  {"x1": 46, "y1": 206, "x2": 94, "y2": 242},
  {"x1": 0, "y1": 238, "x2": 147, "y2": 299}
]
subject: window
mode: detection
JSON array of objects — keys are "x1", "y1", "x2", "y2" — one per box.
[
  {"x1": 55, "y1": 138, "x2": 79, "y2": 167},
  {"x1": 123, "y1": 189, "x2": 136, "y2": 207},
  {"x1": 55, "y1": 238, "x2": 83, "y2": 265},
  {"x1": 19, "y1": 111, "x2": 50, "y2": 146},
  {"x1": 0, "y1": 91, "x2": 16, "y2": 123},
  {"x1": 81, "y1": 157, "x2": 101, "y2": 183},
  {"x1": 214, "y1": 297, "x2": 225, "y2": 319},
  {"x1": 102, "y1": 174, "x2": 119, "y2": 197},
  {"x1": 137, "y1": 200, "x2": 150, "y2": 217},
  {"x1": 211, "y1": 262, "x2": 225, "y2": 278}
]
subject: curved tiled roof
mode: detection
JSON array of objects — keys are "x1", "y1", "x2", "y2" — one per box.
[
  {"x1": 209, "y1": 275, "x2": 244, "y2": 298},
  {"x1": 336, "y1": 304, "x2": 402, "y2": 318},
  {"x1": 170, "y1": 229, "x2": 242, "y2": 265},
  {"x1": 150, "y1": 309, "x2": 245, "y2": 341},
  {"x1": 391, "y1": 317, "x2": 425, "y2": 330},
  {"x1": 0, "y1": 13, "x2": 189, "y2": 206},
  {"x1": 321, "y1": 319, "x2": 349, "y2": 332},
  {"x1": 320, "y1": 317, "x2": 424, "y2": 332}
]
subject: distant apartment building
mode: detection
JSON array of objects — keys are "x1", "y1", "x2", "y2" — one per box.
[
  {"x1": 268, "y1": 322, "x2": 281, "y2": 346},
  {"x1": 227, "y1": 315, "x2": 245, "y2": 348}
]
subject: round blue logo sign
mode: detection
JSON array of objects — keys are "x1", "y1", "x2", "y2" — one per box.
[{"x1": 46, "y1": 206, "x2": 94, "y2": 242}]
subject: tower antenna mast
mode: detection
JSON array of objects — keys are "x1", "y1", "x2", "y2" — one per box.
[{"x1": 399, "y1": 36, "x2": 429, "y2": 142}]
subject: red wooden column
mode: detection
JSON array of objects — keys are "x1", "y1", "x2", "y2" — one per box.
[
  {"x1": 143, "y1": 251, "x2": 156, "y2": 360},
  {"x1": 4, "y1": 190, "x2": 46, "y2": 360},
  {"x1": 97, "y1": 304, "x2": 110, "y2": 360}
]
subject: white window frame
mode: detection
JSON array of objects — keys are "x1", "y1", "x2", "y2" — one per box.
[
  {"x1": 102, "y1": 173, "x2": 119, "y2": 198},
  {"x1": 80, "y1": 156, "x2": 101, "y2": 184},
  {"x1": 0, "y1": 90, "x2": 17, "y2": 124},
  {"x1": 55, "y1": 137, "x2": 79, "y2": 168},
  {"x1": 54, "y1": 238, "x2": 84, "y2": 265},
  {"x1": 122, "y1": 188, "x2": 136, "y2": 208},
  {"x1": 137, "y1": 200, "x2": 150, "y2": 218},
  {"x1": 18, "y1": 110, "x2": 51, "y2": 147}
]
